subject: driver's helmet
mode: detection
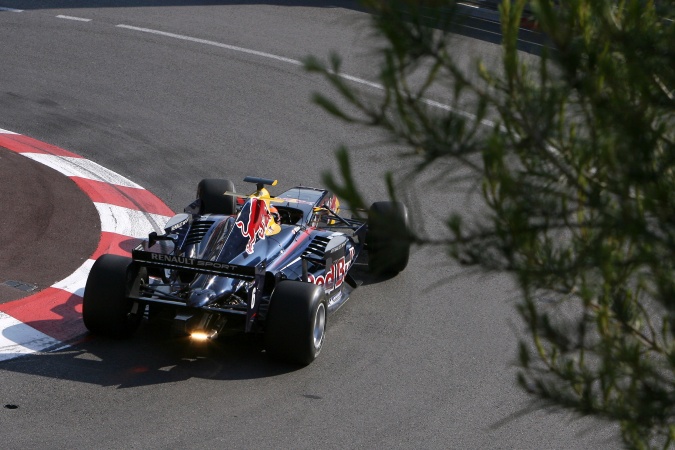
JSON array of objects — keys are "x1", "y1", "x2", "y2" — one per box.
[{"x1": 266, "y1": 206, "x2": 281, "y2": 236}]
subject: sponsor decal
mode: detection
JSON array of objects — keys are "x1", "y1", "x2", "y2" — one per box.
[
  {"x1": 327, "y1": 195, "x2": 339, "y2": 212},
  {"x1": 196, "y1": 260, "x2": 237, "y2": 271},
  {"x1": 307, "y1": 247, "x2": 355, "y2": 293},
  {"x1": 166, "y1": 216, "x2": 189, "y2": 232},
  {"x1": 328, "y1": 290, "x2": 343, "y2": 306},
  {"x1": 330, "y1": 239, "x2": 346, "y2": 252},
  {"x1": 148, "y1": 253, "x2": 236, "y2": 271},
  {"x1": 235, "y1": 198, "x2": 272, "y2": 254},
  {"x1": 325, "y1": 196, "x2": 340, "y2": 224},
  {"x1": 151, "y1": 253, "x2": 194, "y2": 265}
]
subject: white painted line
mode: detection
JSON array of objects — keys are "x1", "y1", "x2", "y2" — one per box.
[
  {"x1": 56, "y1": 15, "x2": 92, "y2": 22},
  {"x1": 423, "y1": 98, "x2": 498, "y2": 129},
  {"x1": 337, "y1": 73, "x2": 383, "y2": 91},
  {"x1": 94, "y1": 202, "x2": 171, "y2": 237},
  {"x1": 114, "y1": 24, "x2": 495, "y2": 129},
  {"x1": 51, "y1": 259, "x2": 95, "y2": 296},
  {"x1": 0, "y1": 127, "x2": 18, "y2": 134},
  {"x1": 21, "y1": 153, "x2": 144, "y2": 189},
  {"x1": 0, "y1": 6, "x2": 23, "y2": 12},
  {"x1": 0, "y1": 312, "x2": 61, "y2": 362},
  {"x1": 49, "y1": 344, "x2": 72, "y2": 353},
  {"x1": 74, "y1": 352, "x2": 102, "y2": 362},
  {"x1": 117, "y1": 24, "x2": 303, "y2": 67}
]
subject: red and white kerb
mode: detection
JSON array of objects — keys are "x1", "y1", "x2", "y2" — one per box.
[{"x1": 0, "y1": 127, "x2": 173, "y2": 361}]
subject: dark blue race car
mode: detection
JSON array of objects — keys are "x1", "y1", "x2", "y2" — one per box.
[{"x1": 82, "y1": 176, "x2": 410, "y2": 365}]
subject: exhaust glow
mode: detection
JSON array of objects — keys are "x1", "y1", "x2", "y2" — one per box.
[{"x1": 190, "y1": 332, "x2": 210, "y2": 341}]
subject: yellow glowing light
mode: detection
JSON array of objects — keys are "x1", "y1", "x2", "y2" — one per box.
[{"x1": 190, "y1": 332, "x2": 210, "y2": 341}]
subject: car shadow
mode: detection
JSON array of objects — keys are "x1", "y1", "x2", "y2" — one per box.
[
  {"x1": 1, "y1": 284, "x2": 303, "y2": 387},
  {"x1": 0, "y1": 252, "x2": 372, "y2": 388},
  {"x1": 348, "y1": 262, "x2": 399, "y2": 287},
  {"x1": 0, "y1": 324, "x2": 303, "y2": 388}
]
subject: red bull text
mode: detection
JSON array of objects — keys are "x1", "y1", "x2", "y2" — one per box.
[{"x1": 307, "y1": 247, "x2": 355, "y2": 293}]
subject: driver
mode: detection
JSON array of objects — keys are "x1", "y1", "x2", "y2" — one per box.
[{"x1": 266, "y1": 206, "x2": 282, "y2": 236}]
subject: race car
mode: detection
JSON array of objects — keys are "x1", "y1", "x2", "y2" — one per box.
[{"x1": 82, "y1": 176, "x2": 410, "y2": 365}]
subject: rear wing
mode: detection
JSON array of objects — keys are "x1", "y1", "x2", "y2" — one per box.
[
  {"x1": 132, "y1": 242, "x2": 263, "y2": 280},
  {"x1": 132, "y1": 242, "x2": 265, "y2": 332}
]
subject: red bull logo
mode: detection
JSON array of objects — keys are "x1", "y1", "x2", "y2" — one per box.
[
  {"x1": 307, "y1": 247, "x2": 355, "y2": 293},
  {"x1": 235, "y1": 198, "x2": 272, "y2": 254}
]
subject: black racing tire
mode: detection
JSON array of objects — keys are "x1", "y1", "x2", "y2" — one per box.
[
  {"x1": 197, "y1": 178, "x2": 236, "y2": 215},
  {"x1": 82, "y1": 254, "x2": 146, "y2": 338},
  {"x1": 265, "y1": 281, "x2": 327, "y2": 365},
  {"x1": 366, "y1": 201, "x2": 411, "y2": 275}
]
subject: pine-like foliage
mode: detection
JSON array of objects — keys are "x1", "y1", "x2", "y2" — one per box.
[{"x1": 306, "y1": 1, "x2": 675, "y2": 447}]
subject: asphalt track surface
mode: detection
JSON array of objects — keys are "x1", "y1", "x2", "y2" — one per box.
[{"x1": 0, "y1": 2, "x2": 619, "y2": 448}]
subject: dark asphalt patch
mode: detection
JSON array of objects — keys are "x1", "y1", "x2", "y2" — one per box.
[
  {"x1": 0, "y1": 148, "x2": 100, "y2": 303},
  {"x1": 2, "y1": 280, "x2": 38, "y2": 292}
]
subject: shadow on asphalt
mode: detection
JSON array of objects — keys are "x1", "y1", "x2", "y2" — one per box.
[
  {"x1": 0, "y1": 326, "x2": 303, "y2": 388},
  {"x1": 0, "y1": 261, "x2": 396, "y2": 387}
]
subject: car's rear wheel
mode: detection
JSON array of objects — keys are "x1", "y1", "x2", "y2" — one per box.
[
  {"x1": 367, "y1": 201, "x2": 411, "y2": 275},
  {"x1": 82, "y1": 254, "x2": 146, "y2": 338},
  {"x1": 197, "y1": 178, "x2": 236, "y2": 215},
  {"x1": 265, "y1": 281, "x2": 327, "y2": 365}
]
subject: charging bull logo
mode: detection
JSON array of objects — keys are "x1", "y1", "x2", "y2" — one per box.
[{"x1": 235, "y1": 198, "x2": 272, "y2": 254}]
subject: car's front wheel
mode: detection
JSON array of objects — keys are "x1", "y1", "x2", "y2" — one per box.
[
  {"x1": 264, "y1": 281, "x2": 327, "y2": 365},
  {"x1": 366, "y1": 201, "x2": 411, "y2": 275}
]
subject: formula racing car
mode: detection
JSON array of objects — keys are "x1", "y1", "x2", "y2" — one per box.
[{"x1": 82, "y1": 176, "x2": 410, "y2": 365}]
